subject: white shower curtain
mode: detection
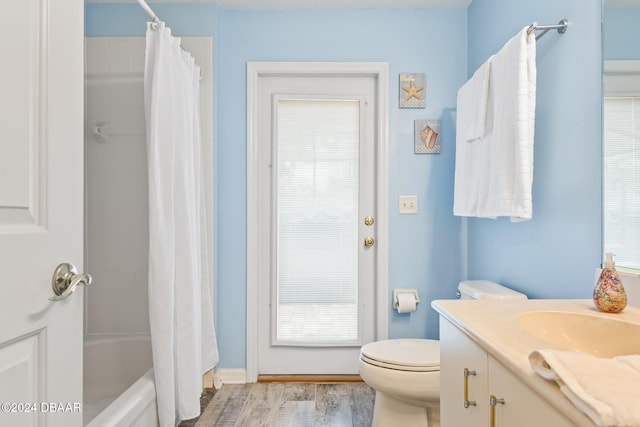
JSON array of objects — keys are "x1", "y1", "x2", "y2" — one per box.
[{"x1": 144, "y1": 21, "x2": 219, "y2": 427}]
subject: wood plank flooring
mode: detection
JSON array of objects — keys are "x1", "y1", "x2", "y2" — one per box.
[{"x1": 193, "y1": 382, "x2": 375, "y2": 427}]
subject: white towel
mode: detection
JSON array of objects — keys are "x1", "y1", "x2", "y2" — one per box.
[
  {"x1": 453, "y1": 26, "x2": 536, "y2": 221},
  {"x1": 453, "y1": 57, "x2": 493, "y2": 217},
  {"x1": 529, "y1": 349, "x2": 640, "y2": 427},
  {"x1": 457, "y1": 56, "x2": 492, "y2": 143}
]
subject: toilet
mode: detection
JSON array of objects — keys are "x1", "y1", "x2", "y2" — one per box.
[{"x1": 359, "y1": 280, "x2": 527, "y2": 427}]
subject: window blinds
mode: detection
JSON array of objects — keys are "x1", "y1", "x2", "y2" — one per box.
[{"x1": 603, "y1": 97, "x2": 640, "y2": 269}]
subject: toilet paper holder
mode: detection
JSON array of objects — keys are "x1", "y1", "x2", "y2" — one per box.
[{"x1": 392, "y1": 289, "x2": 420, "y2": 310}]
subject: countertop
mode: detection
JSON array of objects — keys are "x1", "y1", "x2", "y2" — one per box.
[{"x1": 431, "y1": 298, "x2": 640, "y2": 426}]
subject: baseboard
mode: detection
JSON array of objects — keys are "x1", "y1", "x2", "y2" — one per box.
[
  {"x1": 213, "y1": 369, "x2": 362, "y2": 387},
  {"x1": 258, "y1": 374, "x2": 363, "y2": 383},
  {"x1": 214, "y1": 368, "x2": 247, "y2": 388}
]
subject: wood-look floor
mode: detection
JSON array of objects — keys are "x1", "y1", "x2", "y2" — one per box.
[{"x1": 192, "y1": 382, "x2": 375, "y2": 427}]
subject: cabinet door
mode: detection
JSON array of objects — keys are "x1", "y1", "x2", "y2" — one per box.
[
  {"x1": 488, "y1": 356, "x2": 573, "y2": 427},
  {"x1": 440, "y1": 318, "x2": 489, "y2": 426}
]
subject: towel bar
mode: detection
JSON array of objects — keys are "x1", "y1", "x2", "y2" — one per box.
[{"x1": 527, "y1": 19, "x2": 568, "y2": 41}]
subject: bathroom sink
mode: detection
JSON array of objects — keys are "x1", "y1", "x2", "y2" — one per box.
[{"x1": 517, "y1": 311, "x2": 640, "y2": 357}]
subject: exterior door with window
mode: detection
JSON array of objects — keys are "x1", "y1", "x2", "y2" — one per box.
[{"x1": 248, "y1": 63, "x2": 388, "y2": 376}]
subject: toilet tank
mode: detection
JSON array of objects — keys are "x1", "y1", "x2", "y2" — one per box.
[{"x1": 457, "y1": 280, "x2": 527, "y2": 300}]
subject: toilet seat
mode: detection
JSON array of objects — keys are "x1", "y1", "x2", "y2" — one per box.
[{"x1": 360, "y1": 339, "x2": 440, "y2": 372}]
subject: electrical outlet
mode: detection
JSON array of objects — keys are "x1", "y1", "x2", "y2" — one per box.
[{"x1": 399, "y1": 195, "x2": 418, "y2": 214}]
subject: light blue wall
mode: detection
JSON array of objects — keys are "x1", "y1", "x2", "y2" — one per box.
[
  {"x1": 86, "y1": 0, "x2": 604, "y2": 371},
  {"x1": 603, "y1": 7, "x2": 640, "y2": 60},
  {"x1": 216, "y1": 8, "x2": 467, "y2": 368},
  {"x1": 466, "y1": 0, "x2": 602, "y2": 298},
  {"x1": 85, "y1": 4, "x2": 468, "y2": 370}
]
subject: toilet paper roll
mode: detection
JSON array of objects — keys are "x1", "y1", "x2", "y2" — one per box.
[{"x1": 396, "y1": 293, "x2": 418, "y2": 313}]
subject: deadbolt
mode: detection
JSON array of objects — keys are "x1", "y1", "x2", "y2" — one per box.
[
  {"x1": 364, "y1": 236, "x2": 375, "y2": 247},
  {"x1": 364, "y1": 216, "x2": 374, "y2": 226}
]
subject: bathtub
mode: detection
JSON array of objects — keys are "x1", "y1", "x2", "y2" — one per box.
[{"x1": 84, "y1": 335, "x2": 158, "y2": 427}]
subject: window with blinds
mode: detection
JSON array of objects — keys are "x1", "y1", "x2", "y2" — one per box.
[
  {"x1": 603, "y1": 96, "x2": 640, "y2": 270},
  {"x1": 274, "y1": 98, "x2": 361, "y2": 345}
]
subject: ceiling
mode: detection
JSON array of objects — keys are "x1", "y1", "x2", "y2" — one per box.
[{"x1": 86, "y1": 0, "x2": 472, "y2": 9}]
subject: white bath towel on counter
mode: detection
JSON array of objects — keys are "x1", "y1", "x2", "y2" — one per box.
[
  {"x1": 529, "y1": 349, "x2": 640, "y2": 427},
  {"x1": 453, "y1": 26, "x2": 536, "y2": 221}
]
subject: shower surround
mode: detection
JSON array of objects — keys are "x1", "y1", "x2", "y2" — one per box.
[{"x1": 83, "y1": 36, "x2": 213, "y2": 426}]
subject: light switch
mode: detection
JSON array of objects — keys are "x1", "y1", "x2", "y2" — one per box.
[{"x1": 399, "y1": 195, "x2": 418, "y2": 214}]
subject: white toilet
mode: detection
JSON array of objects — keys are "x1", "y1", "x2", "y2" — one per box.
[{"x1": 359, "y1": 280, "x2": 527, "y2": 427}]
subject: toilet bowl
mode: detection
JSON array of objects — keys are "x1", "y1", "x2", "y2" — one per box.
[
  {"x1": 360, "y1": 339, "x2": 440, "y2": 426},
  {"x1": 359, "y1": 280, "x2": 527, "y2": 427}
]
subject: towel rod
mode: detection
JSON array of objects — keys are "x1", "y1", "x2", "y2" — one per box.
[{"x1": 527, "y1": 19, "x2": 568, "y2": 41}]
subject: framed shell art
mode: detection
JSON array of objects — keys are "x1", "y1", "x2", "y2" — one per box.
[
  {"x1": 414, "y1": 120, "x2": 441, "y2": 154},
  {"x1": 399, "y1": 73, "x2": 426, "y2": 109}
]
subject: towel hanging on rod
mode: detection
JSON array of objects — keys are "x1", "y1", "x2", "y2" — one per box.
[{"x1": 527, "y1": 19, "x2": 569, "y2": 41}]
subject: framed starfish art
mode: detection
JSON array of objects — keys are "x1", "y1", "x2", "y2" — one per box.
[{"x1": 399, "y1": 73, "x2": 426, "y2": 109}]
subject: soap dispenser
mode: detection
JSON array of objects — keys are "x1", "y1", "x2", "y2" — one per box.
[{"x1": 593, "y1": 252, "x2": 627, "y2": 313}]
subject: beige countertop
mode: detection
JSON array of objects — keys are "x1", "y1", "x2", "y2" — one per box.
[{"x1": 431, "y1": 298, "x2": 640, "y2": 426}]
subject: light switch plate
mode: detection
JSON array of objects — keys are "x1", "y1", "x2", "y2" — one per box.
[{"x1": 399, "y1": 195, "x2": 418, "y2": 214}]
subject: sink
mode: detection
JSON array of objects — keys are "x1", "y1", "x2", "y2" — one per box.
[{"x1": 517, "y1": 311, "x2": 640, "y2": 357}]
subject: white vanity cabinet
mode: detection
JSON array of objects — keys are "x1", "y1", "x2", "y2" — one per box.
[
  {"x1": 440, "y1": 318, "x2": 489, "y2": 425},
  {"x1": 439, "y1": 317, "x2": 574, "y2": 427}
]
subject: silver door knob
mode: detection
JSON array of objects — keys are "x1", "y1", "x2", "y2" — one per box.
[{"x1": 49, "y1": 263, "x2": 92, "y2": 301}]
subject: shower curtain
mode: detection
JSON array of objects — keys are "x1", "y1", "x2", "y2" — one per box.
[{"x1": 144, "y1": 21, "x2": 219, "y2": 427}]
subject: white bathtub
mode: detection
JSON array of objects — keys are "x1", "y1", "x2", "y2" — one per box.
[{"x1": 84, "y1": 335, "x2": 158, "y2": 427}]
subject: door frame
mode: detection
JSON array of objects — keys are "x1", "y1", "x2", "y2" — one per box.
[{"x1": 246, "y1": 62, "x2": 389, "y2": 382}]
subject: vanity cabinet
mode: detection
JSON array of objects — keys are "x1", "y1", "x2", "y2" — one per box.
[{"x1": 439, "y1": 317, "x2": 574, "y2": 427}]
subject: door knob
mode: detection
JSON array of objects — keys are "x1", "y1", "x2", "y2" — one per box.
[
  {"x1": 364, "y1": 236, "x2": 375, "y2": 247},
  {"x1": 49, "y1": 263, "x2": 92, "y2": 301},
  {"x1": 364, "y1": 216, "x2": 375, "y2": 226}
]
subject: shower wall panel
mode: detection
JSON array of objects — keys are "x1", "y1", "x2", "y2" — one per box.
[
  {"x1": 85, "y1": 37, "x2": 149, "y2": 334},
  {"x1": 84, "y1": 37, "x2": 213, "y2": 335}
]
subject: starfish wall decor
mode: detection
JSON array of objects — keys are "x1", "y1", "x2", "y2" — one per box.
[
  {"x1": 399, "y1": 73, "x2": 426, "y2": 109},
  {"x1": 403, "y1": 81, "x2": 424, "y2": 101}
]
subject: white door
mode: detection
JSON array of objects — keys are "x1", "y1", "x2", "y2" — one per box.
[
  {"x1": 0, "y1": 1, "x2": 84, "y2": 426},
  {"x1": 248, "y1": 63, "x2": 388, "y2": 376}
]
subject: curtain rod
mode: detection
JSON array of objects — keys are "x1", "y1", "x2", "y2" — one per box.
[
  {"x1": 527, "y1": 19, "x2": 569, "y2": 41},
  {"x1": 136, "y1": 0, "x2": 159, "y2": 22}
]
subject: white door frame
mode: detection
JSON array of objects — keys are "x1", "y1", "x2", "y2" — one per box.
[{"x1": 246, "y1": 62, "x2": 389, "y2": 382}]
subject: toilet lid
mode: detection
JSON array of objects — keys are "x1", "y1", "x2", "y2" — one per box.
[{"x1": 360, "y1": 339, "x2": 440, "y2": 372}]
